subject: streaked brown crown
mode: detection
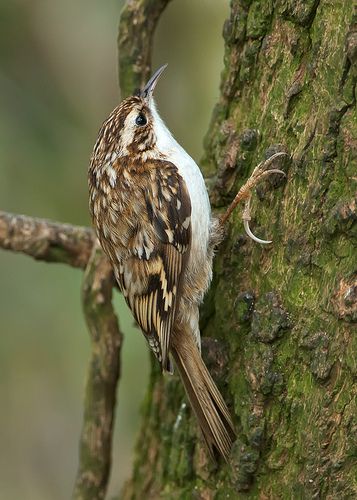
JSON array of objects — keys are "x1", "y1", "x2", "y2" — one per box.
[{"x1": 92, "y1": 96, "x2": 156, "y2": 167}]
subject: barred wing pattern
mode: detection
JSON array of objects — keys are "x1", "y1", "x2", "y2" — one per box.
[{"x1": 116, "y1": 162, "x2": 191, "y2": 371}]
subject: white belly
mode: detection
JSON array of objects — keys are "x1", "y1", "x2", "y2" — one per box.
[
  {"x1": 152, "y1": 105, "x2": 211, "y2": 263},
  {"x1": 177, "y1": 152, "x2": 211, "y2": 261},
  {"x1": 150, "y1": 101, "x2": 211, "y2": 345}
]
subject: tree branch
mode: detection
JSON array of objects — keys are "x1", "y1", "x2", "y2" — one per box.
[
  {"x1": 118, "y1": 0, "x2": 172, "y2": 98},
  {"x1": 0, "y1": 211, "x2": 95, "y2": 269},
  {"x1": 73, "y1": 244, "x2": 123, "y2": 499},
  {"x1": 1, "y1": 0, "x2": 172, "y2": 497}
]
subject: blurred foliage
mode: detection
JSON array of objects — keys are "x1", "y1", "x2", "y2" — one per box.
[{"x1": 0, "y1": 0, "x2": 228, "y2": 498}]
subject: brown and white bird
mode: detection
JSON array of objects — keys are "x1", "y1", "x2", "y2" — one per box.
[{"x1": 89, "y1": 65, "x2": 285, "y2": 461}]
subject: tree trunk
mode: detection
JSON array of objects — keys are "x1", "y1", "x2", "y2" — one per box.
[{"x1": 120, "y1": 1, "x2": 357, "y2": 498}]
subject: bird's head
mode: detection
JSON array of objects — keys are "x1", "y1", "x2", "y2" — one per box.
[{"x1": 95, "y1": 64, "x2": 169, "y2": 158}]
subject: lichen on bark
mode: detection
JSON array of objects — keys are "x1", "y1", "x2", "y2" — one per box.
[{"x1": 120, "y1": 1, "x2": 357, "y2": 498}]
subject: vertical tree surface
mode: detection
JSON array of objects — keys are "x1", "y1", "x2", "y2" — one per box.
[{"x1": 121, "y1": 1, "x2": 357, "y2": 498}]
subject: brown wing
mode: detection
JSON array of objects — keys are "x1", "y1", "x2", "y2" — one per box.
[{"x1": 117, "y1": 162, "x2": 191, "y2": 371}]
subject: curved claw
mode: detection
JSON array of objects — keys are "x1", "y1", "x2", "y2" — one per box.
[
  {"x1": 263, "y1": 151, "x2": 289, "y2": 167},
  {"x1": 257, "y1": 168, "x2": 286, "y2": 183},
  {"x1": 263, "y1": 168, "x2": 286, "y2": 177},
  {"x1": 242, "y1": 197, "x2": 272, "y2": 244},
  {"x1": 243, "y1": 218, "x2": 272, "y2": 244},
  {"x1": 220, "y1": 154, "x2": 288, "y2": 228}
]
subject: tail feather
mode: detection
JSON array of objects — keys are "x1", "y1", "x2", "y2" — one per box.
[{"x1": 171, "y1": 330, "x2": 235, "y2": 461}]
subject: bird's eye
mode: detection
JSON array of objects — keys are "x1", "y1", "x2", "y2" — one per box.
[{"x1": 135, "y1": 113, "x2": 147, "y2": 126}]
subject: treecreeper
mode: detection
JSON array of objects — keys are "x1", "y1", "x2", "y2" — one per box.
[{"x1": 88, "y1": 65, "x2": 286, "y2": 461}]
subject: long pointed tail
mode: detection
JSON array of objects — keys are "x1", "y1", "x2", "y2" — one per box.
[{"x1": 171, "y1": 329, "x2": 236, "y2": 461}]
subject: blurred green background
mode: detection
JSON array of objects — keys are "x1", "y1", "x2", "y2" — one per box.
[{"x1": 0, "y1": 1, "x2": 228, "y2": 498}]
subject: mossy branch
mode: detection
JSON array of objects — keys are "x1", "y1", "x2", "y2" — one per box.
[
  {"x1": 73, "y1": 244, "x2": 123, "y2": 499},
  {"x1": 0, "y1": 210, "x2": 122, "y2": 500},
  {"x1": 0, "y1": 211, "x2": 95, "y2": 268},
  {"x1": 118, "y1": 0, "x2": 172, "y2": 98}
]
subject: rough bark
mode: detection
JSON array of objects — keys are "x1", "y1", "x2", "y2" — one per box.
[
  {"x1": 120, "y1": 1, "x2": 357, "y2": 498},
  {"x1": 0, "y1": 211, "x2": 95, "y2": 269},
  {"x1": 0, "y1": 211, "x2": 123, "y2": 499},
  {"x1": 73, "y1": 244, "x2": 122, "y2": 499},
  {"x1": 0, "y1": 212, "x2": 122, "y2": 499}
]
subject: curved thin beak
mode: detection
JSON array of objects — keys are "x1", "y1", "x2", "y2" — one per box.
[{"x1": 141, "y1": 64, "x2": 168, "y2": 98}]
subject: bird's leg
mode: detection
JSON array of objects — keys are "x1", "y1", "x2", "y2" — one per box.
[{"x1": 219, "y1": 152, "x2": 287, "y2": 244}]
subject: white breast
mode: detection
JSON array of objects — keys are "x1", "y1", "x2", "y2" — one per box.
[{"x1": 150, "y1": 102, "x2": 211, "y2": 262}]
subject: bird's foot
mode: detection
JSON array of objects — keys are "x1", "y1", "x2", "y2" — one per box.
[{"x1": 219, "y1": 152, "x2": 288, "y2": 244}]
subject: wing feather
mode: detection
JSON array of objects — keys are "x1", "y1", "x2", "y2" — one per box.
[{"x1": 117, "y1": 161, "x2": 191, "y2": 370}]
